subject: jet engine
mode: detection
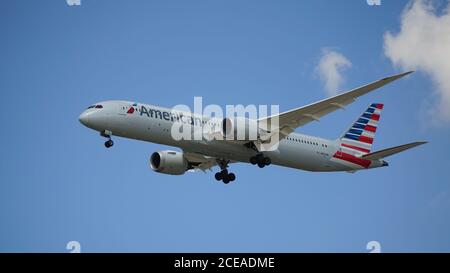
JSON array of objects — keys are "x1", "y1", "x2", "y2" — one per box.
[{"x1": 150, "y1": 150, "x2": 189, "y2": 175}]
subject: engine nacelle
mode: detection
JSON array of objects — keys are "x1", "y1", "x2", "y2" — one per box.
[
  {"x1": 221, "y1": 117, "x2": 260, "y2": 141},
  {"x1": 150, "y1": 150, "x2": 189, "y2": 175}
]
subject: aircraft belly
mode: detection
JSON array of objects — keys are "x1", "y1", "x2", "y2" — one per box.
[{"x1": 268, "y1": 141, "x2": 330, "y2": 171}]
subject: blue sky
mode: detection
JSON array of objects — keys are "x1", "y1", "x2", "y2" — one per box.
[{"x1": 1, "y1": 0, "x2": 450, "y2": 252}]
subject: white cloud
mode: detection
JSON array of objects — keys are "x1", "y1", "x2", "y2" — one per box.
[
  {"x1": 384, "y1": 0, "x2": 450, "y2": 124},
  {"x1": 316, "y1": 49, "x2": 352, "y2": 96}
]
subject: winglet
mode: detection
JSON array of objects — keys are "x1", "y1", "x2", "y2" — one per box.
[{"x1": 381, "y1": 71, "x2": 414, "y2": 82}]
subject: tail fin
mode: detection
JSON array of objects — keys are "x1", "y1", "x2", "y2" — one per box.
[{"x1": 339, "y1": 103, "x2": 384, "y2": 155}]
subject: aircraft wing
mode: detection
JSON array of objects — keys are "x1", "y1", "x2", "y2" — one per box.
[
  {"x1": 183, "y1": 151, "x2": 217, "y2": 171},
  {"x1": 259, "y1": 71, "x2": 414, "y2": 138},
  {"x1": 183, "y1": 151, "x2": 237, "y2": 172}
]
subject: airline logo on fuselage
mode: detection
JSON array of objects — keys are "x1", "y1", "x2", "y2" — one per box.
[{"x1": 130, "y1": 104, "x2": 203, "y2": 126}]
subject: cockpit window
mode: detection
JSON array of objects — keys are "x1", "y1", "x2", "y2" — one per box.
[{"x1": 86, "y1": 104, "x2": 103, "y2": 109}]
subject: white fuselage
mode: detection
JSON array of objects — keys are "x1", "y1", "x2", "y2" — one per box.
[{"x1": 79, "y1": 100, "x2": 385, "y2": 173}]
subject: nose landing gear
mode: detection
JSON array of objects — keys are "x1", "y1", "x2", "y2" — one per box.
[
  {"x1": 101, "y1": 130, "x2": 114, "y2": 148},
  {"x1": 104, "y1": 139, "x2": 114, "y2": 148}
]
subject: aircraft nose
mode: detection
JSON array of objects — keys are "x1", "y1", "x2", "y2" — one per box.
[{"x1": 78, "y1": 112, "x2": 89, "y2": 126}]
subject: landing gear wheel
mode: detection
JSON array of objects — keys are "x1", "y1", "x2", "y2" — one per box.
[
  {"x1": 104, "y1": 139, "x2": 114, "y2": 148},
  {"x1": 257, "y1": 162, "x2": 265, "y2": 168},
  {"x1": 264, "y1": 157, "x2": 271, "y2": 166},
  {"x1": 250, "y1": 156, "x2": 258, "y2": 165},
  {"x1": 215, "y1": 172, "x2": 222, "y2": 181},
  {"x1": 228, "y1": 173, "x2": 236, "y2": 182},
  {"x1": 222, "y1": 177, "x2": 230, "y2": 184}
]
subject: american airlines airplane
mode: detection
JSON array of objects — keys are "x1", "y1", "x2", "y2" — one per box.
[{"x1": 79, "y1": 71, "x2": 426, "y2": 184}]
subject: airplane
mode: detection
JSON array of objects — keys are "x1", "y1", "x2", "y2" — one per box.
[{"x1": 78, "y1": 71, "x2": 426, "y2": 184}]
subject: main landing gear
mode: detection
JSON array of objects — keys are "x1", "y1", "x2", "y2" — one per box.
[
  {"x1": 101, "y1": 130, "x2": 114, "y2": 148},
  {"x1": 215, "y1": 159, "x2": 236, "y2": 184},
  {"x1": 250, "y1": 154, "x2": 271, "y2": 168},
  {"x1": 215, "y1": 169, "x2": 236, "y2": 184}
]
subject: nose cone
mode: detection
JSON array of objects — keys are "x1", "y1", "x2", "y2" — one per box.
[
  {"x1": 78, "y1": 112, "x2": 89, "y2": 126},
  {"x1": 78, "y1": 107, "x2": 110, "y2": 130}
]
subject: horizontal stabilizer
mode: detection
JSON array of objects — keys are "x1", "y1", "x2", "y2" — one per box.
[{"x1": 361, "y1": 141, "x2": 427, "y2": 160}]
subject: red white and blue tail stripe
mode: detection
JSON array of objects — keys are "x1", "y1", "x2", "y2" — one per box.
[{"x1": 339, "y1": 103, "x2": 383, "y2": 156}]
